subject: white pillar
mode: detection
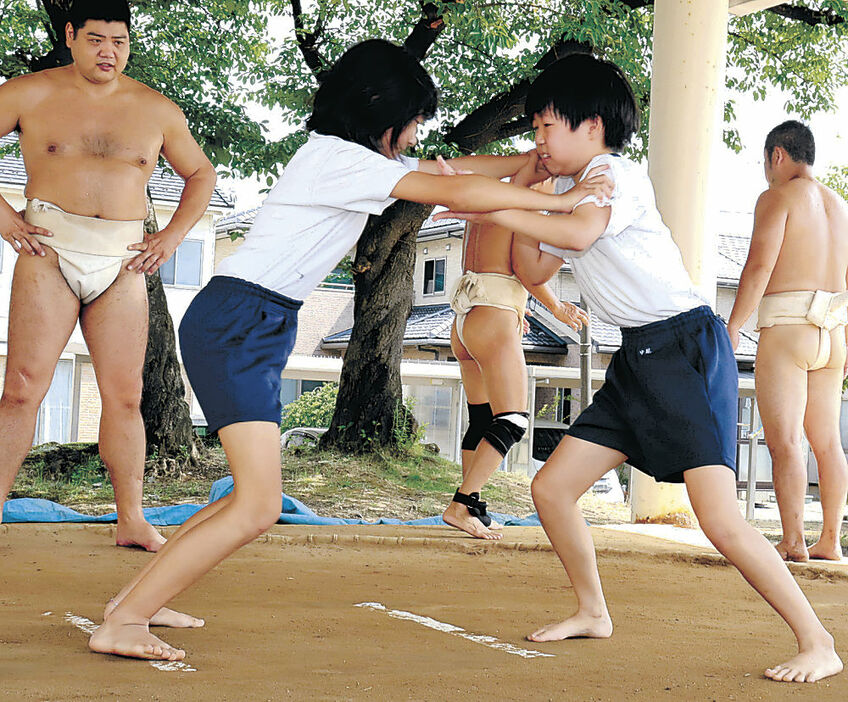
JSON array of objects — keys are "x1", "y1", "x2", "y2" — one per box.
[{"x1": 631, "y1": 0, "x2": 730, "y2": 523}]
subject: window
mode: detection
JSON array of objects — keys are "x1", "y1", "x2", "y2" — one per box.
[
  {"x1": 403, "y1": 384, "x2": 454, "y2": 457},
  {"x1": 34, "y1": 360, "x2": 73, "y2": 444},
  {"x1": 160, "y1": 239, "x2": 203, "y2": 287},
  {"x1": 423, "y1": 258, "x2": 446, "y2": 295},
  {"x1": 301, "y1": 380, "x2": 326, "y2": 394}
]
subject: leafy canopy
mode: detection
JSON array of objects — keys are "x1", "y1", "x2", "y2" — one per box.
[{"x1": 1, "y1": 1, "x2": 845, "y2": 174}]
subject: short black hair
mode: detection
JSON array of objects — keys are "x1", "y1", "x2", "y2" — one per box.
[
  {"x1": 765, "y1": 120, "x2": 815, "y2": 166},
  {"x1": 526, "y1": 53, "x2": 639, "y2": 151},
  {"x1": 68, "y1": 0, "x2": 131, "y2": 35},
  {"x1": 306, "y1": 39, "x2": 438, "y2": 154}
]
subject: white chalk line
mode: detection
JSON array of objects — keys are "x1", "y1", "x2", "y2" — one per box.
[
  {"x1": 354, "y1": 602, "x2": 554, "y2": 659},
  {"x1": 62, "y1": 612, "x2": 197, "y2": 673}
]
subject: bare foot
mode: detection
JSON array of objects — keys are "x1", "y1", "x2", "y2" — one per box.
[
  {"x1": 527, "y1": 612, "x2": 613, "y2": 642},
  {"x1": 488, "y1": 517, "x2": 503, "y2": 531},
  {"x1": 116, "y1": 521, "x2": 166, "y2": 553},
  {"x1": 442, "y1": 503, "x2": 502, "y2": 540},
  {"x1": 775, "y1": 540, "x2": 809, "y2": 563},
  {"x1": 807, "y1": 540, "x2": 844, "y2": 561},
  {"x1": 764, "y1": 646, "x2": 843, "y2": 683},
  {"x1": 104, "y1": 599, "x2": 204, "y2": 628},
  {"x1": 89, "y1": 619, "x2": 185, "y2": 661}
]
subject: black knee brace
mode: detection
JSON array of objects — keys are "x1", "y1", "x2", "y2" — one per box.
[
  {"x1": 483, "y1": 411, "x2": 529, "y2": 457},
  {"x1": 461, "y1": 402, "x2": 493, "y2": 451}
]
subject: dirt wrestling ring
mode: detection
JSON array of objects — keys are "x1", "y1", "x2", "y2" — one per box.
[{"x1": 2, "y1": 523, "x2": 848, "y2": 701}]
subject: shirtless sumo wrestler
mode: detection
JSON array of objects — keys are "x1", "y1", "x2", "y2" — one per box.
[
  {"x1": 442, "y1": 154, "x2": 608, "y2": 539},
  {"x1": 728, "y1": 120, "x2": 848, "y2": 562},
  {"x1": 0, "y1": 2, "x2": 216, "y2": 552}
]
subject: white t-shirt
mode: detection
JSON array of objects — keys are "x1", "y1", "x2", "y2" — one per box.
[
  {"x1": 539, "y1": 153, "x2": 706, "y2": 327},
  {"x1": 215, "y1": 133, "x2": 418, "y2": 301}
]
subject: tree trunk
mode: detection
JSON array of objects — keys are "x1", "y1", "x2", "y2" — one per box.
[
  {"x1": 321, "y1": 200, "x2": 431, "y2": 451},
  {"x1": 141, "y1": 194, "x2": 198, "y2": 467}
]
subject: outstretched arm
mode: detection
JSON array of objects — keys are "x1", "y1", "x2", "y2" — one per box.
[
  {"x1": 726, "y1": 189, "x2": 788, "y2": 349},
  {"x1": 436, "y1": 202, "x2": 611, "y2": 252},
  {"x1": 392, "y1": 170, "x2": 580, "y2": 214},
  {"x1": 417, "y1": 152, "x2": 532, "y2": 179}
]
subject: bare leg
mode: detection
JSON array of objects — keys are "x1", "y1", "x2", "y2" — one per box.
[
  {"x1": 442, "y1": 309, "x2": 526, "y2": 540},
  {"x1": 685, "y1": 465, "x2": 842, "y2": 683},
  {"x1": 756, "y1": 328, "x2": 811, "y2": 562},
  {"x1": 89, "y1": 421, "x2": 283, "y2": 660},
  {"x1": 103, "y1": 493, "x2": 235, "y2": 627},
  {"x1": 526, "y1": 436, "x2": 623, "y2": 642},
  {"x1": 80, "y1": 268, "x2": 164, "y2": 552},
  {"x1": 804, "y1": 332, "x2": 848, "y2": 561},
  {"x1": 452, "y1": 324, "x2": 502, "y2": 530},
  {"x1": 0, "y1": 252, "x2": 78, "y2": 520}
]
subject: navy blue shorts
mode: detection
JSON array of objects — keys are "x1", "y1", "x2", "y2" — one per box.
[
  {"x1": 568, "y1": 306, "x2": 738, "y2": 483},
  {"x1": 179, "y1": 275, "x2": 302, "y2": 434}
]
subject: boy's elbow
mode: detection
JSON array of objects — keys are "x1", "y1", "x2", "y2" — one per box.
[{"x1": 563, "y1": 229, "x2": 602, "y2": 253}]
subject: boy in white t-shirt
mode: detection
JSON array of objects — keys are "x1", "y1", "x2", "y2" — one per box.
[{"x1": 438, "y1": 53, "x2": 841, "y2": 683}]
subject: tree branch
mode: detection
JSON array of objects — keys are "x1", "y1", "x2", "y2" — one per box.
[
  {"x1": 30, "y1": 0, "x2": 71, "y2": 71},
  {"x1": 768, "y1": 3, "x2": 844, "y2": 27},
  {"x1": 443, "y1": 38, "x2": 591, "y2": 152},
  {"x1": 291, "y1": 0, "x2": 329, "y2": 80},
  {"x1": 403, "y1": 2, "x2": 446, "y2": 59}
]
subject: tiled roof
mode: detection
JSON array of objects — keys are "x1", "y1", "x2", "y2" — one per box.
[
  {"x1": 323, "y1": 303, "x2": 571, "y2": 352},
  {"x1": 420, "y1": 207, "x2": 463, "y2": 233},
  {"x1": 717, "y1": 233, "x2": 752, "y2": 283},
  {"x1": 216, "y1": 206, "x2": 259, "y2": 235},
  {"x1": 0, "y1": 133, "x2": 233, "y2": 209},
  {"x1": 737, "y1": 327, "x2": 759, "y2": 359},
  {"x1": 586, "y1": 311, "x2": 622, "y2": 351}
]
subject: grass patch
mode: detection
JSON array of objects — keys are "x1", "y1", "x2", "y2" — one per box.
[
  {"x1": 11, "y1": 443, "x2": 537, "y2": 520},
  {"x1": 278, "y1": 444, "x2": 536, "y2": 520}
]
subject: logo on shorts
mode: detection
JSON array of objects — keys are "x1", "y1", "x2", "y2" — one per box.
[{"x1": 638, "y1": 347, "x2": 652, "y2": 355}]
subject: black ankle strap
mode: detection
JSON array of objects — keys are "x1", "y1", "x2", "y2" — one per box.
[{"x1": 452, "y1": 490, "x2": 492, "y2": 527}]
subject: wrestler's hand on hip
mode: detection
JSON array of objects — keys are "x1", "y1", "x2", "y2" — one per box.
[
  {"x1": 127, "y1": 227, "x2": 182, "y2": 274},
  {"x1": 0, "y1": 206, "x2": 51, "y2": 256}
]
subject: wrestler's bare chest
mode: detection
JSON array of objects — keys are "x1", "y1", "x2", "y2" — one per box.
[{"x1": 19, "y1": 91, "x2": 163, "y2": 172}]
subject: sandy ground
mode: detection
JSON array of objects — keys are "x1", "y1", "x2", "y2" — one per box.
[{"x1": 2, "y1": 523, "x2": 848, "y2": 702}]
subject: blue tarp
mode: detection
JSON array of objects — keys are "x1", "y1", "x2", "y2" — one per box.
[{"x1": 2, "y1": 476, "x2": 542, "y2": 527}]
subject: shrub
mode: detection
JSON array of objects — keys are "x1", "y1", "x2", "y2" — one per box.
[{"x1": 280, "y1": 383, "x2": 339, "y2": 432}]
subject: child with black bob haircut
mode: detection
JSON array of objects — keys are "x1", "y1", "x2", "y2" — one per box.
[
  {"x1": 306, "y1": 38, "x2": 437, "y2": 155},
  {"x1": 438, "y1": 51, "x2": 842, "y2": 684},
  {"x1": 88, "y1": 38, "x2": 609, "y2": 663}
]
